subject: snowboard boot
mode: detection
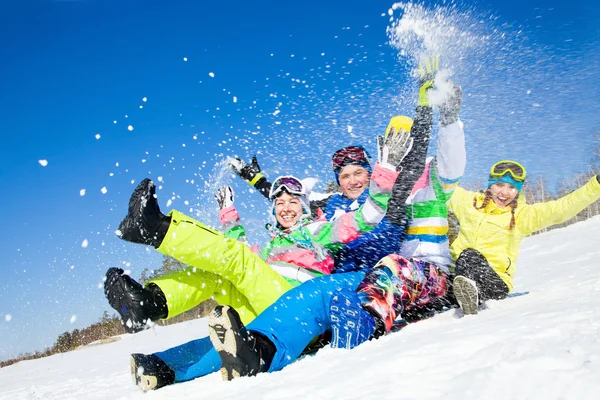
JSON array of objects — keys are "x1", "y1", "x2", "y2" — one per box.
[
  {"x1": 208, "y1": 305, "x2": 276, "y2": 381},
  {"x1": 330, "y1": 288, "x2": 383, "y2": 350},
  {"x1": 130, "y1": 353, "x2": 175, "y2": 391},
  {"x1": 117, "y1": 178, "x2": 171, "y2": 248},
  {"x1": 104, "y1": 267, "x2": 168, "y2": 333},
  {"x1": 453, "y1": 276, "x2": 479, "y2": 315}
]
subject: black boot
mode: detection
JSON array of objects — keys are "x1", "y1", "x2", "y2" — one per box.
[
  {"x1": 104, "y1": 267, "x2": 168, "y2": 333},
  {"x1": 117, "y1": 178, "x2": 170, "y2": 248},
  {"x1": 208, "y1": 305, "x2": 276, "y2": 381},
  {"x1": 130, "y1": 353, "x2": 175, "y2": 391}
]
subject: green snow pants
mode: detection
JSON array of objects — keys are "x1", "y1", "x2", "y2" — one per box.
[{"x1": 148, "y1": 210, "x2": 294, "y2": 325}]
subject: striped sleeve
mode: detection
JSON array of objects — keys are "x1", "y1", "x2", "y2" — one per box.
[{"x1": 308, "y1": 163, "x2": 399, "y2": 247}]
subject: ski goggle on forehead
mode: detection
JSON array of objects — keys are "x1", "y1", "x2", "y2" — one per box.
[
  {"x1": 490, "y1": 160, "x2": 527, "y2": 182},
  {"x1": 332, "y1": 146, "x2": 368, "y2": 170},
  {"x1": 269, "y1": 176, "x2": 305, "y2": 200}
]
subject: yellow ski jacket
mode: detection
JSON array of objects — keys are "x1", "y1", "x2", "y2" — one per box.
[{"x1": 449, "y1": 176, "x2": 600, "y2": 291}]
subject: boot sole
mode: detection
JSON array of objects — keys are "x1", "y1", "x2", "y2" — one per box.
[
  {"x1": 117, "y1": 178, "x2": 155, "y2": 244},
  {"x1": 130, "y1": 355, "x2": 159, "y2": 392},
  {"x1": 208, "y1": 306, "x2": 247, "y2": 381},
  {"x1": 453, "y1": 277, "x2": 479, "y2": 315},
  {"x1": 106, "y1": 271, "x2": 148, "y2": 333}
]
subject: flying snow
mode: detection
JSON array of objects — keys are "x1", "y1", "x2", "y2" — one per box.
[
  {"x1": 4, "y1": 314, "x2": 12, "y2": 322},
  {"x1": 209, "y1": 72, "x2": 215, "y2": 78},
  {"x1": 127, "y1": 125, "x2": 134, "y2": 131},
  {"x1": 38, "y1": 160, "x2": 48, "y2": 167},
  {"x1": 81, "y1": 239, "x2": 89, "y2": 248},
  {"x1": 95, "y1": 134, "x2": 101, "y2": 140},
  {"x1": 80, "y1": 189, "x2": 86, "y2": 196},
  {"x1": 100, "y1": 187, "x2": 108, "y2": 194},
  {"x1": 70, "y1": 315, "x2": 77, "y2": 324}
]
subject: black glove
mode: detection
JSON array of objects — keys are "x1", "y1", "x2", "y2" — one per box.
[{"x1": 229, "y1": 155, "x2": 263, "y2": 186}]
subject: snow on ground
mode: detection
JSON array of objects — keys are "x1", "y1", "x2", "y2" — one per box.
[{"x1": 2, "y1": 217, "x2": 600, "y2": 400}]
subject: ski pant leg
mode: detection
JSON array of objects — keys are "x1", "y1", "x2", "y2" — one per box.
[
  {"x1": 454, "y1": 248, "x2": 509, "y2": 302},
  {"x1": 154, "y1": 336, "x2": 221, "y2": 382},
  {"x1": 153, "y1": 210, "x2": 294, "y2": 318},
  {"x1": 355, "y1": 255, "x2": 449, "y2": 331},
  {"x1": 247, "y1": 271, "x2": 366, "y2": 372},
  {"x1": 149, "y1": 268, "x2": 259, "y2": 325}
]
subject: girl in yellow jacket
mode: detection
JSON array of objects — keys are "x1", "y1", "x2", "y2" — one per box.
[{"x1": 449, "y1": 160, "x2": 600, "y2": 315}]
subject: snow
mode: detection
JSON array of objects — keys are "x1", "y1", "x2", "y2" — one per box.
[
  {"x1": 38, "y1": 159, "x2": 48, "y2": 167},
  {"x1": 2, "y1": 217, "x2": 600, "y2": 399}
]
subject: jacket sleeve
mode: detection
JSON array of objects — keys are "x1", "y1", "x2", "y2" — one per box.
[
  {"x1": 431, "y1": 119, "x2": 466, "y2": 204},
  {"x1": 387, "y1": 105, "x2": 432, "y2": 226},
  {"x1": 306, "y1": 163, "x2": 400, "y2": 248},
  {"x1": 449, "y1": 186, "x2": 476, "y2": 220},
  {"x1": 252, "y1": 176, "x2": 272, "y2": 199},
  {"x1": 219, "y1": 206, "x2": 248, "y2": 243},
  {"x1": 518, "y1": 176, "x2": 600, "y2": 236}
]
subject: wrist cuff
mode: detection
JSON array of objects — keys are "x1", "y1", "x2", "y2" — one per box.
[{"x1": 249, "y1": 172, "x2": 264, "y2": 186}]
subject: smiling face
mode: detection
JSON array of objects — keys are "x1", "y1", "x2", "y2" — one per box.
[
  {"x1": 338, "y1": 165, "x2": 370, "y2": 200},
  {"x1": 275, "y1": 192, "x2": 304, "y2": 229},
  {"x1": 489, "y1": 182, "x2": 519, "y2": 208}
]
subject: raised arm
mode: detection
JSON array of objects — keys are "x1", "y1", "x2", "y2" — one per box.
[
  {"x1": 215, "y1": 186, "x2": 248, "y2": 243},
  {"x1": 228, "y1": 156, "x2": 272, "y2": 199},
  {"x1": 386, "y1": 56, "x2": 438, "y2": 226},
  {"x1": 518, "y1": 176, "x2": 600, "y2": 236},
  {"x1": 433, "y1": 83, "x2": 466, "y2": 203}
]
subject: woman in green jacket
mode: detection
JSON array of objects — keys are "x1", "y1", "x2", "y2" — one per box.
[{"x1": 450, "y1": 160, "x2": 600, "y2": 314}]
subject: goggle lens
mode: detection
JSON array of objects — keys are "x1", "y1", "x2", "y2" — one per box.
[
  {"x1": 490, "y1": 161, "x2": 526, "y2": 182},
  {"x1": 269, "y1": 176, "x2": 304, "y2": 200}
]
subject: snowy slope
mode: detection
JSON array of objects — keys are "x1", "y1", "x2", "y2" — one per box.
[{"x1": 2, "y1": 217, "x2": 600, "y2": 400}]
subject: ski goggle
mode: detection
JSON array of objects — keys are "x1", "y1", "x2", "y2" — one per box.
[
  {"x1": 332, "y1": 146, "x2": 369, "y2": 170},
  {"x1": 269, "y1": 176, "x2": 305, "y2": 200},
  {"x1": 490, "y1": 160, "x2": 527, "y2": 182}
]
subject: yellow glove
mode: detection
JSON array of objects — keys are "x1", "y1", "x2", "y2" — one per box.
[{"x1": 417, "y1": 55, "x2": 439, "y2": 107}]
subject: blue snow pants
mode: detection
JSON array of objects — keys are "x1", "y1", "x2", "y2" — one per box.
[
  {"x1": 155, "y1": 271, "x2": 365, "y2": 381},
  {"x1": 247, "y1": 271, "x2": 366, "y2": 372}
]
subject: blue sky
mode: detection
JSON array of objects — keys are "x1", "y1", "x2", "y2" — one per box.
[{"x1": 0, "y1": 0, "x2": 598, "y2": 361}]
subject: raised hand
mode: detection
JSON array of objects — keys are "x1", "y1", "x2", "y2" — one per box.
[
  {"x1": 377, "y1": 124, "x2": 414, "y2": 171},
  {"x1": 439, "y1": 82, "x2": 462, "y2": 126},
  {"x1": 215, "y1": 186, "x2": 235, "y2": 210},
  {"x1": 228, "y1": 155, "x2": 263, "y2": 185},
  {"x1": 417, "y1": 55, "x2": 439, "y2": 107}
]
